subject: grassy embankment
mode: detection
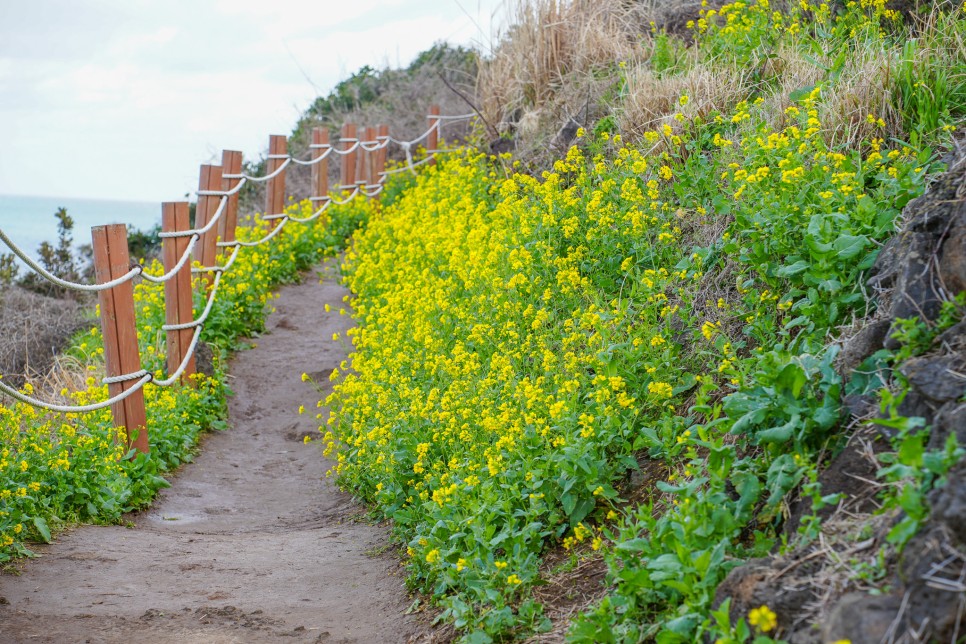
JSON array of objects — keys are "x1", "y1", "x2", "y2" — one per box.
[{"x1": 321, "y1": 0, "x2": 965, "y2": 640}]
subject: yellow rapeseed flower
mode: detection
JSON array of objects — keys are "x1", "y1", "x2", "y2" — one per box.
[{"x1": 748, "y1": 605, "x2": 777, "y2": 632}]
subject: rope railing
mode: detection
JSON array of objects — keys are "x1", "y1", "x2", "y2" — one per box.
[
  {"x1": 0, "y1": 373, "x2": 153, "y2": 414},
  {"x1": 217, "y1": 217, "x2": 290, "y2": 247},
  {"x1": 158, "y1": 186, "x2": 234, "y2": 239},
  {"x1": 140, "y1": 234, "x2": 200, "y2": 283},
  {"x1": 0, "y1": 228, "x2": 143, "y2": 292},
  {"x1": 231, "y1": 156, "x2": 291, "y2": 183},
  {"x1": 286, "y1": 200, "x2": 332, "y2": 224},
  {"x1": 0, "y1": 105, "x2": 475, "y2": 451}
]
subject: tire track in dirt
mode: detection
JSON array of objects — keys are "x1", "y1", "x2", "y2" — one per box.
[{"x1": 0, "y1": 263, "x2": 426, "y2": 643}]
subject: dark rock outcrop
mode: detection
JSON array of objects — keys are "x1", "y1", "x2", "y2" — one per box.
[{"x1": 716, "y1": 139, "x2": 966, "y2": 641}]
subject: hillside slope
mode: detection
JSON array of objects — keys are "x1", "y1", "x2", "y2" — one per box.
[{"x1": 316, "y1": 0, "x2": 966, "y2": 641}]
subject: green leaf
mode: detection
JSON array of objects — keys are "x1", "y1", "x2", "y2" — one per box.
[
  {"x1": 765, "y1": 454, "x2": 803, "y2": 507},
  {"x1": 756, "y1": 414, "x2": 799, "y2": 443},
  {"x1": 32, "y1": 516, "x2": 51, "y2": 543},
  {"x1": 661, "y1": 579, "x2": 693, "y2": 594},
  {"x1": 731, "y1": 470, "x2": 761, "y2": 518},
  {"x1": 672, "y1": 373, "x2": 698, "y2": 395},
  {"x1": 570, "y1": 497, "x2": 596, "y2": 526},
  {"x1": 561, "y1": 492, "x2": 576, "y2": 516},
  {"x1": 464, "y1": 630, "x2": 494, "y2": 644},
  {"x1": 818, "y1": 278, "x2": 842, "y2": 293},
  {"x1": 662, "y1": 613, "x2": 700, "y2": 637},
  {"x1": 814, "y1": 400, "x2": 840, "y2": 429},
  {"x1": 887, "y1": 516, "x2": 921, "y2": 547},
  {"x1": 898, "y1": 433, "x2": 925, "y2": 468},
  {"x1": 729, "y1": 408, "x2": 767, "y2": 435},
  {"x1": 776, "y1": 260, "x2": 809, "y2": 278},
  {"x1": 897, "y1": 483, "x2": 926, "y2": 518},
  {"x1": 833, "y1": 234, "x2": 869, "y2": 260},
  {"x1": 616, "y1": 537, "x2": 650, "y2": 553},
  {"x1": 789, "y1": 84, "x2": 817, "y2": 102},
  {"x1": 776, "y1": 363, "x2": 808, "y2": 398}
]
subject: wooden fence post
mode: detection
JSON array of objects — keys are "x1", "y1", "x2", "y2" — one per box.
[
  {"x1": 427, "y1": 105, "x2": 441, "y2": 166},
  {"x1": 311, "y1": 128, "x2": 329, "y2": 202},
  {"x1": 354, "y1": 125, "x2": 367, "y2": 190},
  {"x1": 363, "y1": 126, "x2": 377, "y2": 190},
  {"x1": 265, "y1": 135, "x2": 287, "y2": 225},
  {"x1": 340, "y1": 123, "x2": 357, "y2": 190},
  {"x1": 193, "y1": 164, "x2": 223, "y2": 286},
  {"x1": 376, "y1": 124, "x2": 389, "y2": 184},
  {"x1": 162, "y1": 203, "x2": 196, "y2": 386},
  {"x1": 220, "y1": 150, "x2": 243, "y2": 248},
  {"x1": 92, "y1": 224, "x2": 149, "y2": 454}
]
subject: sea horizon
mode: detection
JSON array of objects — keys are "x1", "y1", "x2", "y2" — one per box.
[{"x1": 0, "y1": 193, "x2": 162, "y2": 263}]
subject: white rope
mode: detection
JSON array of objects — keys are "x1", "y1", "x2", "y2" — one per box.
[
  {"x1": 327, "y1": 187, "x2": 361, "y2": 206},
  {"x1": 217, "y1": 218, "x2": 290, "y2": 248},
  {"x1": 236, "y1": 156, "x2": 291, "y2": 183},
  {"x1": 152, "y1": 325, "x2": 203, "y2": 387},
  {"x1": 158, "y1": 193, "x2": 229, "y2": 239},
  {"x1": 388, "y1": 121, "x2": 438, "y2": 148},
  {"x1": 379, "y1": 153, "x2": 434, "y2": 177},
  {"x1": 0, "y1": 373, "x2": 152, "y2": 414},
  {"x1": 290, "y1": 147, "x2": 333, "y2": 166},
  {"x1": 329, "y1": 140, "x2": 362, "y2": 156},
  {"x1": 103, "y1": 369, "x2": 150, "y2": 385},
  {"x1": 402, "y1": 141, "x2": 416, "y2": 176},
  {"x1": 140, "y1": 233, "x2": 199, "y2": 284},
  {"x1": 0, "y1": 228, "x2": 143, "y2": 292},
  {"x1": 359, "y1": 138, "x2": 390, "y2": 152},
  {"x1": 164, "y1": 252, "x2": 236, "y2": 330},
  {"x1": 288, "y1": 200, "x2": 332, "y2": 224},
  {"x1": 189, "y1": 244, "x2": 242, "y2": 274},
  {"x1": 194, "y1": 176, "x2": 248, "y2": 199},
  {"x1": 435, "y1": 113, "x2": 475, "y2": 121}
]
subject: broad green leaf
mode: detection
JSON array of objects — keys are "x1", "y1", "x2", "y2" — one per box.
[
  {"x1": 776, "y1": 260, "x2": 809, "y2": 277},
  {"x1": 833, "y1": 234, "x2": 868, "y2": 259},
  {"x1": 32, "y1": 516, "x2": 51, "y2": 543}
]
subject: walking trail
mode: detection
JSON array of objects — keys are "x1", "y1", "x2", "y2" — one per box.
[{"x1": 0, "y1": 263, "x2": 427, "y2": 643}]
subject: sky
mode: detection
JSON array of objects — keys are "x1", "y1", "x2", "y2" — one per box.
[{"x1": 0, "y1": 0, "x2": 506, "y2": 203}]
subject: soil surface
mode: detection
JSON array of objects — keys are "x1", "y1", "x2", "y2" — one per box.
[{"x1": 0, "y1": 264, "x2": 427, "y2": 643}]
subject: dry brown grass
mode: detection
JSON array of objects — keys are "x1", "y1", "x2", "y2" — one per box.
[
  {"x1": 478, "y1": 0, "x2": 646, "y2": 138},
  {"x1": 476, "y1": 0, "x2": 958, "y2": 169},
  {"x1": 0, "y1": 287, "x2": 88, "y2": 389},
  {"x1": 617, "y1": 62, "x2": 748, "y2": 140},
  {"x1": 763, "y1": 41, "x2": 901, "y2": 147}
]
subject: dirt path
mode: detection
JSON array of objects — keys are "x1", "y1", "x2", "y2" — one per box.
[{"x1": 0, "y1": 264, "x2": 426, "y2": 643}]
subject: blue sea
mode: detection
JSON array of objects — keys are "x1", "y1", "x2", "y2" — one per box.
[{"x1": 0, "y1": 194, "x2": 160, "y2": 262}]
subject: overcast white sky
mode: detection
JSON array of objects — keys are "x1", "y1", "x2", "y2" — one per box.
[{"x1": 0, "y1": 0, "x2": 505, "y2": 202}]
